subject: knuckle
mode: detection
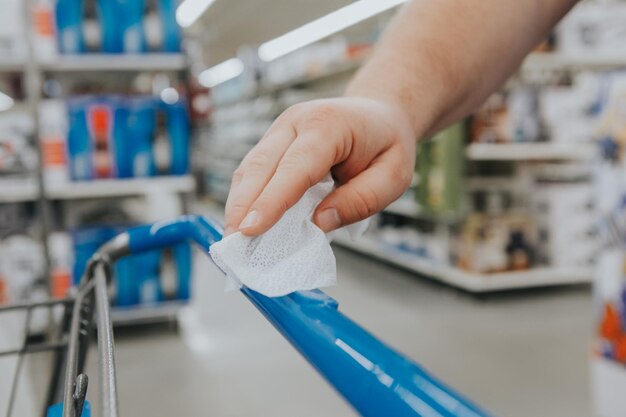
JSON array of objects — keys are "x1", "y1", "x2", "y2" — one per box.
[
  {"x1": 349, "y1": 187, "x2": 380, "y2": 220},
  {"x1": 301, "y1": 104, "x2": 337, "y2": 129},
  {"x1": 241, "y1": 151, "x2": 272, "y2": 173}
]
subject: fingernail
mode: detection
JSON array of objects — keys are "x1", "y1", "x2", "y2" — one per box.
[
  {"x1": 317, "y1": 208, "x2": 341, "y2": 232},
  {"x1": 239, "y1": 210, "x2": 260, "y2": 230}
]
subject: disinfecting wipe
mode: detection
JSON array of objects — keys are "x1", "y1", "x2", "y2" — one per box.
[{"x1": 210, "y1": 175, "x2": 368, "y2": 297}]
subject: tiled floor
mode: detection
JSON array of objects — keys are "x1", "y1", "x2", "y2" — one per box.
[{"x1": 94, "y1": 246, "x2": 593, "y2": 417}]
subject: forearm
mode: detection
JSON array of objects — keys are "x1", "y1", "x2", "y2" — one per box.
[{"x1": 345, "y1": 0, "x2": 577, "y2": 138}]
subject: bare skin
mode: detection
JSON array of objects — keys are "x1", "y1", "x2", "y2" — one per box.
[{"x1": 225, "y1": 0, "x2": 578, "y2": 237}]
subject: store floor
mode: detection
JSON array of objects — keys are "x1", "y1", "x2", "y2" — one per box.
[{"x1": 100, "y1": 247, "x2": 593, "y2": 417}]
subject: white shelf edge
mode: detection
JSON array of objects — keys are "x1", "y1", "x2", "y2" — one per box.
[
  {"x1": 466, "y1": 143, "x2": 596, "y2": 161},
  {"x1": 522, "y1": 51, "x2": 626, "y2": 72},
  {"x1": 46, "y1": 175, "x2": 196, "y2": 200},
  {"x1": 0, "y1": 177, "x2": 39, "y2": 203},
  {"x1": 40, "y1": 53, "x2": 186, "y2": 72},
  {"x1": 0, "y1": 58, "x2": 26, "y2": 72},
  {"x1": 333, "y1": 235, "x2": 591, "y2": 292},
  {"x1": 111, "y1": 300, "x2": 186, "y2": 326}
]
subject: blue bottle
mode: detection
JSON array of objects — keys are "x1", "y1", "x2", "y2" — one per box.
[
  {"x1": 55, "y1": 0, "x2": 85, "y2": 54},
  {"x1": 173, "y1": 242, "x2": 192, "y2": 300},
  {"x1": 97, "y1": 0, "x2": 146, "y2": 53},
  {"x1": 161, "y1": 100, "x2": 190, "y2": 175},
  {"x1": 67, "y1": 97, "x2": 93, "y2": 181},
  {"x1": 126, "y1": 96, "x2": 156, "y2": 177},
  {"x1": 157, "y1": 0, "x2": 182, "y2": 52}
]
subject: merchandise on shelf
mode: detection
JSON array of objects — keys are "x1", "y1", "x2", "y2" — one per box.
[
  {"x1": 557, "y1": 2, "x2": 626, "y2": 56},
  {"x1": 56, "y1": 0, "x2": 85, "y2": 54},
  {"x1": 0, "y1": 112, "x2": 38, "y2": 175},
  {"x1": 454, "y1": 212, "x2": 536, "y2": 273},
  {"x1": 533, "y1": 181, "x2": 595, "y2": 268},
  {"x1": 31, "y1": 0, "x2": 58, "y2": 61},
  {"x1": 43, "y1": 95, "x2": 190, "y2": 184},
  {"x1": 416, "y1": 123, "x2": 464, "y2": 215},
  {"x1": 0, "y1": 0, "x2": 28, "y2": 61},
  {"x1": 45, "y1": 0, "x2": 182, "y2": 55},
  {"x1": 72, "y1": 225, "x2": 192, "y2": 306},
  {"x1": 0, "y1": 233, "x2": 45, "y2": 305},
  {"x1": 471, "y1": 88, "x2": 540, "y2": 143}
]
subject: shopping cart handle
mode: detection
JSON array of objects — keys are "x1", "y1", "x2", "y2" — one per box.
[{"x1": 111, "y1": 215, "x2": 491, "y2": 417}]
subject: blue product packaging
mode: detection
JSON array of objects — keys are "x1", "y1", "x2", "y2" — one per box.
[
  {"x1": 126, "y1": 96, "x2": 156, "y2": 177},
  {"x1": 157, "y1": 0, "x2": 182, "y2": 52},
  {"x1": 55, "y1": 0, "x2": 85, "y2": 54},
  {"x1": 98, "y1": 0, "x2": 146, "y2": 53},
  {"x1": 173, "y1": 242, "x2": 192, "y2": 300},
  {"x1": 71, "y1": 226, "x2": 117, "y2": 285},
  {"x1": 162, "y1": 100, "x2": 190, "y2": 175},
  {"x1": 134, "y1": 250, "x2": 162, "y2": 304},
  {"x1": 115, "y1": 256, "x2": 138, "y2": 306},
  {"x1": 67, "y1": 97, "x2": 93, "y2": 181}
]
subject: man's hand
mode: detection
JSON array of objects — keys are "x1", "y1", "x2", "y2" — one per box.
[{"x1": 224, "y1": 97, "x2": 417, "y2": 236}]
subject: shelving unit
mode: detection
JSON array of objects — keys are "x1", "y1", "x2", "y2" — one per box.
[
  {"x1": 522, "y1": 51, "x2": 626, "y2": 73},
  {"x1": 333, "y1": 235, "x2": 592, "y2": 293},
  {"x1": 46, "y1": 175, "x2": 195, "y2": 200},
  {"x1": 0, "y1": 177, "x2": 39, "y2": 203},
  {"x1": 40, "y1": 53, "x2": 187, "y2": 72},
  {"x1": 466, "y1": 142, "x2": 597, "y2": 161}
]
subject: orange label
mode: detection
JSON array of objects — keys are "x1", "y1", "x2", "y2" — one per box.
[
  {"x1": 32, "y1": 6, "x2": 54, "y2": 37},
  {"x1": 51, "y1": 268, "x2": 72, "y2": 299},
  {"x1": 41, "y1": 137, "x2": 67, "y2": 167}
]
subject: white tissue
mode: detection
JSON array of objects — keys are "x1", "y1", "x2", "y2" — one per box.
[{"x1": 209, "y1": 176, "x2": 367, "y2": 297}]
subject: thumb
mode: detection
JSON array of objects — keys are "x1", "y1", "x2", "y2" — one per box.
[{"x1": 313, "y1": 158, "x2": 412, "y2": 232}]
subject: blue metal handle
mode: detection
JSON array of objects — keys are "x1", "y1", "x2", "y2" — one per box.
[{"x1": 124, "y1": 215, "x2": 492, "y2": 417}]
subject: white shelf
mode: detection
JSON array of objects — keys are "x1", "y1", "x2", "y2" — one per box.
[
  {"x1": 383, "y1": 198, "x2": 459, "y2": 223},
  {"x1": 0, "y1": 177, "x2": 38, "y2": 203},
  {"x1": 0, "y1": 57, "x2": 26, "y2": 72},
  {"x1": 46, "y1": 175, "x2": 195, "y2": 200},
  {"x1": 40, "y1": 53, "x2": 187, "y2": 72},
  {"x1": 111, "y1": 300, "x2": 186, "y2": 326},
  {"x1": 466, "y1": 143, "x2": 596, "y2": 161},
  {"x1": 333, "y1": 235, "x2": 591, "y2": 292},
  {"x1": 522, "y1": 51, "x2": 626, "y2": 73}
]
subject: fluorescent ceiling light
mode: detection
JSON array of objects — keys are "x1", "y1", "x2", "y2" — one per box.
[
  {"x1": 199, "y1": 58, "x2": 244, "y2": 88},
  {"x1": 176, "y1": 0, "x2": 217, "y2": 28},
  {"x1": 0, "y1": 91, "x2": 14, "y2": 112},
  {"x1": 258, "y1": 0, "x2": 408, "y2": 62}
]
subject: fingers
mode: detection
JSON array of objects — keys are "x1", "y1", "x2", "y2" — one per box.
[
  {"x1": 224, "y1": 125, "x2": 296, "y2": 235},
  {"x1": 313, "y1": 150, "x2": 413, "y2": 232},
  {"x1": 238, "y1": 130, "x2": 347, "y2": 236}
]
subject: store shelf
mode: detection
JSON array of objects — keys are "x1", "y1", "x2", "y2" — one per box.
[
  {"x1": 333, "y1": 235, "x2": 591, "y2": 292},
  {"x1": 466, "y1": 143, "x2": 597, "y2": 161},
  {"x1": 0, "y1": 57, "x2": 26, "y2": 72},
  {"x1": 383, "y1": 198, "x2": 459, "y2": 223},
  {"x1": 111, "y1": 300, "x2": 186, "y2": 326},
  {"x1": 0, "y1": 177, "x2": 39, "y2": 203},
  {"x1": 522, "y1": 51, "x2": 626, "y2": 73},
  {"x1": 46, "y1": 175, "x2": 196, "y2": 200},
  {"x1": 40, "y1": 53, "x2": 187, "y2": 72}
]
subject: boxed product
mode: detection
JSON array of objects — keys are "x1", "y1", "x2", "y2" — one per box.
[
  {"x1": 454, "y1": 213, "x2": 536, "y2": 273},
  {"x1": 0, "y1": 0, "x2": 28, "y2": 61},
  {"x1": 52, "y1": 0, "x2": 182, "y2": 54},
  {"x1": 72, "y1": 225, "x2": 192, "y2": 306},
  {"x1": 416, "y1": 123, "x2": 464, "y2": 215},
  {"x1": 39, "y1": 99, "x2": 70, "y2": 185},
  {"x1": 64, "y1": 95, "x2": 190, "y2": 181}
]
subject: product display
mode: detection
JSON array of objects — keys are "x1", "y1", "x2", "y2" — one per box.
[
  {"x1": 50, "y1": 95, "x2": 191, "y2": 182},
  {"x1": 72, "y1": 225, "x2": 192, "y2": 305}
]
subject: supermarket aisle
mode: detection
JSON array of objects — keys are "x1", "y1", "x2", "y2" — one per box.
[{"x1": 100, "y1": 247, "x2": 592, "y2": 417}]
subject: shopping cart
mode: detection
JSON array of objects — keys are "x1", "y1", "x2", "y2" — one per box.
[{"x1": 0, "y1": 215, "x2": 493, "y2": 417}]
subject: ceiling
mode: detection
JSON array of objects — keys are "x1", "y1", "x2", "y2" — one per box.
[{"x1": 186, "y1": 0, "x2": 357, "y2": 65}]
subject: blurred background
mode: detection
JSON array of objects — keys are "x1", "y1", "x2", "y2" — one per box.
[{"x1": 1, "y1": 0, "x2": 626, "y2": 416}]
